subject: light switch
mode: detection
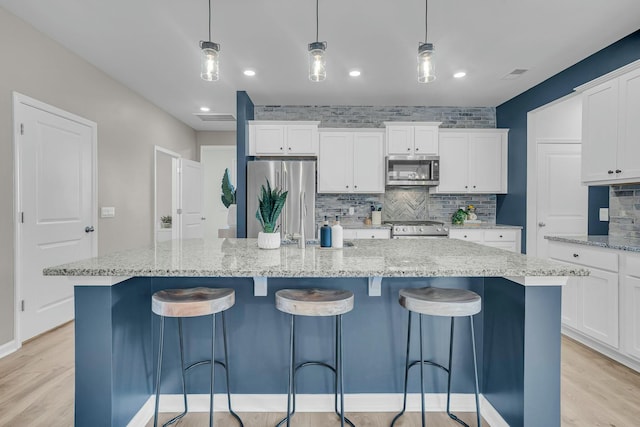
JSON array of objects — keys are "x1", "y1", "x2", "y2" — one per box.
[
  {"x1": 599, "y1": 208, "x2": 609, "y2": 222},
  {"x1": 101, "y1": 207, "x2": 116, "y2": 218}
]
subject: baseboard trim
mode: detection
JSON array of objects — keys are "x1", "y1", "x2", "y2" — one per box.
[
  {"x1": 0, "y1": 339, "x2": 20, "y2": 359},
  {"x1": 127, "y1": 393, "x2": 507, "y2": 426}
]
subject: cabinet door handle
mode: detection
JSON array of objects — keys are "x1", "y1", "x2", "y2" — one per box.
[
  {"x1": 280, "y1": 147, "x2": 283, "y2": 151},
  {"x1": 608, "y1": 170, "x2": 614, "y2": 174},
  {"x1": 415, "y1": 148, "x2": 419, "y2": 151},
  {"x1": 464, "y1": 235, "x2": 468, "y2": 238},
  {"x1": 465, "y1": 185, "x2": 468, "y2": 189},
  {"x1": 616, "y1": 169, "x2": 622, "y2": 173},
  {"x1": 407, "y1": 148, "x2": 411, "y2": 151},
  {"x1": 538, "y1": 222, "x2": 546, "y2": 227},
  {"x1": 345, "y1": 185, "x2": 349, "y2": 188},
  {"x1": 371, "y1": 235, "x2": 375, "y2": 239},
  {"x1": 354, "y1": 185, "x2": 358, "y2": 189},
  {"x1": 473, "y1": 185, "x2": 476, "y2": 188},
  {"x1": 573, "y1": 253, "x2": 579, "y2": 258},
  {"x1": 288, "y1": 147, "x2": 292, "y2": 150},
  {"x1": 499, "y1": 235, "x2": 503, "y2": 238}
]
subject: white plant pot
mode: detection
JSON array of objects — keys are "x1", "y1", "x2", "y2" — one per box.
[
  {"x1": 258, "y1": 231, "x2": 281, "y2": 249},
  {"x1": 227, "y1": 205, "x2": 237, "y2": 227}
]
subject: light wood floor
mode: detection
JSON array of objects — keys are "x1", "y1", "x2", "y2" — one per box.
[{"x1": 1, "y1": 322, "x2": 639, "y2": 426}]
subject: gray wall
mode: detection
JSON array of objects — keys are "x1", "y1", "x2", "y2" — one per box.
[
  {"x1": 0, "y1": 8, "x2": 197, "y2": 347},
  {"x1": 609, "y1": 184, "x2": 640, "y2": 238},
  {"x1": 196, "y1": 131, "x2": 236, "y2": 161},
  {"x1": 255, "y1": 105, "x2": 498, "y2": 225}
]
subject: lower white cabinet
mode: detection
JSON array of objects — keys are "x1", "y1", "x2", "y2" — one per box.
[
  {"x1": 547, "y1": 241, "x2": 620, "y2": 349},
  {"x1": 624, "y1": 253, "x2": 640, "y2": 360},
  {"x1": 449, "y1": 228, "x2": 521, "y2": 252},
  {"x1": 342, "y1": 228, "x2": 390, "y2": 239}
]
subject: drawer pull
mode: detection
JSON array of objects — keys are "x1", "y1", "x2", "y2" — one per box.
[
  {"x1": 615, "y1": 169, "x2": 622, "y2": 174},
  {"x1": 573, "y1": 253, "x2": 579, "y2": 258},
  {"x1": 464, "y1": 235, "x2": 468, "y2": 238},
  {"x1": 371, "y1": 235, "x2": 375, "y2": 239},
  {"x1": 608, "y1": 170, "x2": 614, "y2": 174},
  {"x1": 499, "y1": 235, "x2": 503, "y2": 238}
]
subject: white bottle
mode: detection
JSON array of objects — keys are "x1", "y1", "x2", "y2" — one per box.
[{"x1": 331, "y1": 215, "x2": 343, "y2": 248}]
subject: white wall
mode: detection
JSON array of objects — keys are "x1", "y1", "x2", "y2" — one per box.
[
  {"x1": 196, "y1": 131, "x2": 236, "y2": 160},
  {"x1": 0, "y1": 7, "x2": 197, "y2": 346}
]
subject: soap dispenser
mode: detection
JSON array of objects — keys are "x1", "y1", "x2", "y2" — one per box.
[
  {"x1": 331, "y1": 216, "x2": 343, "y2": 248},
  {"x1": 320, "y1": 216, "x2": 332, "y2": 247}
]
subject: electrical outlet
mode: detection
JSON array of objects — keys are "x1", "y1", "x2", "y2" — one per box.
[
  {"x1": 101, "y1": 207, "x2": 115, "y2": 218},
  {"x1": 348, "y1": 207, "x2": 355, "y2": 216}
]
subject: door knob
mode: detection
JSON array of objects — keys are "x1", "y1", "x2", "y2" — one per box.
[
  {"x1": 608, "y1": 170, "x2": 614, "y2": 174},
  {"x1": 615, "y1": 169, "x2": 622, "y2": 173},
  {"x1": 538, "y1": 222, "x2": 546, "y2": 227},
  {"x1": 85, "y1": 226, "x2": 95, "y2": 233}
]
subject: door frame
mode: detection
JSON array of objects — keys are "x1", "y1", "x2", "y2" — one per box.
[
  {"x1": 13, "y1": 92, "x2": 98, "y2": 346},
  {"x1": 200, "y1": 145, "x2": 237, "y2": 238},
  {"x1": 526, "y1": 92, "x2": 582, "y2": 256},
  {"x1": 153, "y1": 145, "x2": 181, "y2": 243}
]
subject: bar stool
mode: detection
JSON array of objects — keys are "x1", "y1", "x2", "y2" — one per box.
[
  {"x1": 152, "y1": 287, "x2": 243, "y2": 427},
  {"x1": 391, "y1": 287, "x2": 482, "y2": 427},
  {"x1": 275, "y1": 288, "x2": 355, "y2": 427}
]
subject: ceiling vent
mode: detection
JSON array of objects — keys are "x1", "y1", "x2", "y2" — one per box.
[
  {"x1": 501, "y1": 69, "x2": 529, "y2": 80},
  {"x1": 193, "y1": 113, "x2": 236, "y2": 122}
]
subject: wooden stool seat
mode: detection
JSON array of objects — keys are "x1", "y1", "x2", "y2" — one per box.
[
  {"x1": 399, "y1": 287, "x2": 481, "y2": 317},
  {"x1": 152, "y1": 287, "x2": 234, "y2": 318},
  {"x1": 276, "y1": 288, "x2": 354, "y2": 317}
]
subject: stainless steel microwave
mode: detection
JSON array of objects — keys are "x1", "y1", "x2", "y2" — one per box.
[{"x1": 386, "y1": 155, "x2": 440, "y2": 186}]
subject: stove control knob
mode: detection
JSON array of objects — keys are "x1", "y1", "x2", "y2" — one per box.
[
  {"x1": 419, "y1": 228, "x2": 424, "y2": 232},
  {"x1": 437, "y1": 228, "x2": 442, "y2": 232},
  {"x1": 443, "y1": 227, "x2": 449, "y2": 232}
]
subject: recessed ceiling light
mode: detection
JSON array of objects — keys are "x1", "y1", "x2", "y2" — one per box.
[
  {"x1": 453, "y1": 71, "x2": 467, "y2": 79},
  {"x1": 200, "y1": 107, "x2": 210, "y2": 112},
  {"x1": 243, "y1": 69, "x2": 256, "y2": 77},
  {"x1": 349, "y1": 70, "x2": 361, "y2": 77}
]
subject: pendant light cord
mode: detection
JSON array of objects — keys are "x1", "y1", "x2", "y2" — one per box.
[
  {"x1": 208, "y1": 0, "x2": 212, "y2": 41},
  {"x1": 424, "y1": 0, "x2": 428, "y2": 42},
  {"x1": 315, "y1": 0, "x2": 319, "y2": 42}
]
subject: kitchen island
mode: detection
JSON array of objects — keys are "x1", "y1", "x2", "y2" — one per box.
[{"x1": 45, "y1": 238, "x2": 586, "y2": 427}]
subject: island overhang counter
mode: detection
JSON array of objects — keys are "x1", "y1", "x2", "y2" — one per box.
[{"x1": 44, "y1": 238, "x2": 586, "y2": 427}]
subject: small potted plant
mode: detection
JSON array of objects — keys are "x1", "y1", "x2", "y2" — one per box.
[
  {"x1": 160, "y1": 215, "x2": 172, "y2": 229},
  {"x1": 255, "y1": 179, "x2": 288, "y2": 249},
  {"x1": 221, "y1": 168, "x2": 237, "y2": 227}
]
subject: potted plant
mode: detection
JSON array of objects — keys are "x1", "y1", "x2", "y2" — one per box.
[
  {"x1": 221, "y1": 168, "x2": 237, "y2": 227},
  {"x1": 160, "y1": 215, "x2": 172, "y2": 229},
  {"x1": 255, "y1": 179, "x2": 288, "y2": 249}
]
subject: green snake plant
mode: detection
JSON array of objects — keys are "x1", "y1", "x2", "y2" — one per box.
[
  {"x1": 220, "y1": 168, "x2": 236, "y2": 208},
  {"x1": 255, "y1": 179, "x2": 288, "y2": 233}
]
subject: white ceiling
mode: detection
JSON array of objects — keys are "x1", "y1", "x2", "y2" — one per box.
[{"x1": 2, "y1": 0, "x2": 639, "y2": 131}]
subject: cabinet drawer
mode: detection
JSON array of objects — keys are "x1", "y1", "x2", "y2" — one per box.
[
  {"x1": 626, "y1": 253, "x2": 640, "y2": 278},
  {"x1": 357, "y1": 229, "x2": 390, "y2": 239},
  {"x1": 548, "y1": 242, "x2": 618, "y2": 272},
  {"x1": 484, "y1": 229, "x2": 517, "y2": 242},
  {"x1": 484, "y1": 241, "x2": 517, "y2": 252},
  {"x1": 449, "y1": 229, "x2": 483, "y2": 242}
]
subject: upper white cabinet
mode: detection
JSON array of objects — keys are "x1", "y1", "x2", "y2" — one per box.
[
  {"x1": 384, "y1": 122, "x2": 440, "y2": 155},
  {"x1": 318, "y1": 130, "x2": 385, "y2": 194},
  {"x1": 248, "y1": 121, "x2": 320, "y2": 156},
  {"x1": 432, "y1": 129, "x2": 508, "y2": 194},
  {"x1": 579, "y1": 62, "x2": 640, "y2": 184}
]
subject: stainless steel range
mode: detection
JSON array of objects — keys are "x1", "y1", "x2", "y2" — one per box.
[{"x1": 386, "y1": 221, "x2": 449, "y2": 238}]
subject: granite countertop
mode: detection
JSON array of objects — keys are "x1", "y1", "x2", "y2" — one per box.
[
  {"x1": 545, "y1": 235, "x2": 640, "y2": 253},
  {"x1": 449, "y1": 223, "x2": 523, "y2": 229},
  {"x1": 44, "y1": 238, "x2": 586, "y2": 278}
]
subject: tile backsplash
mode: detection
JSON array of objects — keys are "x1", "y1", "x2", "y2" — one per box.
[{"x1": 609, "y1": 184, "x2": 640, "y2": 238}]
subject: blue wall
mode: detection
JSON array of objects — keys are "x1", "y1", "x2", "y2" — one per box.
[
  {"x1": 236, "y1": 91, "x2": 254, "y2": 238},
  {"x1": 496, "y1": 30, "x2": 640, "y2": 252}
]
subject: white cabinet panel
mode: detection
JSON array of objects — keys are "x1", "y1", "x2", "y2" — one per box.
[
  {"x1": 342, "y1": 228, "x2": 390, "y2": 239},
  {"x1": 580, "y1": 268, "x2": 619, "y2": 348},
  {"x1": 433, "y1": 130, "x2": 508, "y2": 194},
  {"x1": 450, "y1": 228, "x2": 520, "y2": 252},
  {"x1": 287, "y1": 125, "x2": 317, "y2": 155},
  {"x1": 353, "y1": 133, "x2": 384, "y2": 193},
  {"x1": 562, "y1": 275, "x2": 580, "y2": 329},
  {"x1": 385, "y1": 122, "x2": 440, "y2": 155},
  {"x1": 625, "y1": 275, "x2": 640, "y2": 360},
  {"x1": 449, "y1": 229, "x2": 483, "y2": 243},
  {"x1": 252, "y1": 125, "x2": 286, "y2": 155},
  {"x1": 318, "y1": 133, "x2": 352, "y2": 192},
  {"x1": 318, "y1": 131, "x2": 384, "y2": 194},
  {"x1": 386, "y1": 126, "x2": 413, "y2": 154},
  {"x1": 617, "y1": 68, "x2": 640, "y2": 182},
  {"x1": 249, "y1": 121, "x2": 319, "y2": 156},
  {"x1": 414, "y1": 127, "x2": 439, "y2": 155}
]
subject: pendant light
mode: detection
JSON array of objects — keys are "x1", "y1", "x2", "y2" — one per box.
[
  {"x1": 308, "y1": 0, "x2": 327, "y2": 82},
  {"x1": 417, "y1": 0, "x2": 435, "y2": 83},
  {"x1": 200, "y1": 0, "x2": 220, "y2": 81}
]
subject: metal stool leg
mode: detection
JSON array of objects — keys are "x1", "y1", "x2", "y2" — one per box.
[
  {"x1": 210, "y1": 313, "x2": 216, "y2": 427},
  {"x1": 419, "y1": 314, "x2": 426, "y2": 427},
  {"x1": 221, "y1": 311, "x2": 244, "y2": 426},
  {"x1": 470, "y1": 316, "x2": 481, "y2": 427},
  {"x1": 287, "y1": 314, "x2": 295, "y2": 427},
  {"x1": 163, "y1": 319, "x2": 188, "y2": 426},
  {"x1": 446, "y1": 317, "x2": 455, "y2": 419},
  {"x1": 391, "y1": 311, "x2": 412, "y2": 426},
  {"x1": 337, "y1": 314, "x2": 345, "y2": 427},
  {"x1": 154, "y1": 316, "x2": 165, "y2": 427}
]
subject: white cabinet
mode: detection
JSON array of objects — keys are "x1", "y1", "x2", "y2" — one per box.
[
  {"x1": 547, "y1": 241, "x2": 619, "y2": 349},
  {"x1": 448, "y1": 228, "x2": 521, "y2": 253},
  {"x1": 580, "y1": 64, "x2": 640, "y2": 184},
  {"x1": 384, "y1": 122, "x2": 440, "y2": 155},
  {"x1": 318, "y1": 130, "x2": 385, "y2": 194},
  {"x1": 249, "y1": 121, "x2": 319, "y2": 156},
  {"x1": 624, "y1": 253, "x2": 640, "y2": 360},
  {"x1": 432, "y1": 129, "x2": 508, "y2": 194},
  {"x1": 342, "y1": 228, "x2": 390, "y2": 239}
]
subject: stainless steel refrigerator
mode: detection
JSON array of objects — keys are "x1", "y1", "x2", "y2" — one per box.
[{"x1": 247, "y1": 160, "x2": 316, "y2": 239}]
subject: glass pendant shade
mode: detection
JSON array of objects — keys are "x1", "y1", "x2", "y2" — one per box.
[
  {"x1": 308, "y1": 41, "x2": 327, "y2": 82},
  {"x1": 200, "y1": 41, "x2": 220, "y2": 82},
  {"x1": 417, "y1": 42, "x2": 435, "y2": 83}
]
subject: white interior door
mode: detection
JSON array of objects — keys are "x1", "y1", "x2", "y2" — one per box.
[
  {"x1": 536, "y1": 143, "x2": 587, "y2": 259},
  {"x1": 16, "y1": 94, "x2": 96, "y2": 342},
  {"x1": 201, "y1": 146, "x2": 236, "y2": 239},
  {"x1": 179, "y1": 159, "x2": 204, "y2": 239}
]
